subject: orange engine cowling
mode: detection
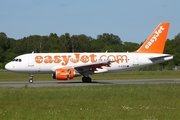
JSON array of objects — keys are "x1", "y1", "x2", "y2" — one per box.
[{"x1": 52, "y1": 68, "x2": 75, "y2": 80}]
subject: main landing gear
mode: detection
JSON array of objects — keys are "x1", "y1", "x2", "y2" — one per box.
[
  {"x1": 29, "y1": 74, "x2": 33, "y2": 83},
  {"x1": 82, "y1": 76, "x2": 92, "y2": 83}
]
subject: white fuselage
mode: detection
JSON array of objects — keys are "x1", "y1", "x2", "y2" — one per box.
[{"x1": 5, "y1": 52, "x2": 173, "y2": 74}]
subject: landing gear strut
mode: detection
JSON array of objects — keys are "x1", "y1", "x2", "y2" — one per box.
[
  {"x1": 29, "y1": 74, "x2": 33, "y2": 83},
  {"x1": 82, "y1": 76, "x2": 92, "y2": 83}
]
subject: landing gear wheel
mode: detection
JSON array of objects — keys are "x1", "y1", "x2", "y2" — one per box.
[
  {"x1": 82, "y1": 77, "x2": 86, "y2": 82},
  {"x1": 86, "y1": 77, "x2": 92, "y2": 83},
  {"x1": 82, "y1": 76, "x2": 92, "y2": 83},
  {"x1": 29, "y1": 74, "x2": 33, "y2": 83},
  {"x1": 29, "y1": 79, "x2": 33, "y2": 83}
]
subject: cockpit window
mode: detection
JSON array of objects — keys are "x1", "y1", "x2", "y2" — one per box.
[
  {"x1": 12, "y1": 59, "x2": 17, "y2": 61},
  {"x1": 12, "y1": 58, "x2": 22, "y2": 62}
]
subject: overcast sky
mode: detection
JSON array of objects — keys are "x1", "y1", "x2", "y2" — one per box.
[{"x1": 0, "y1": 0, "x2": 180, "y2": 43}]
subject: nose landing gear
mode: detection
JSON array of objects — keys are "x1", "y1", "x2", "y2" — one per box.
[{"x1": 29, "y1": 74, "x2": 33, "y2": 83}]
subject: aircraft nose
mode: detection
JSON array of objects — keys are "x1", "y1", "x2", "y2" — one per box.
[{"x1": 5, "y1": 63, "x2": 13, "y2": 71}]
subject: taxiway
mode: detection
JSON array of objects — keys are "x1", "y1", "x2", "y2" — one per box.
[{"x1": 0, "y1": 79, "x2": 180, "y2": 87}]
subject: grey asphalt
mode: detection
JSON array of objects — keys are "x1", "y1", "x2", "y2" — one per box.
[{"x1": 0, "y1": 79, "x2": 180, "y2": 87}]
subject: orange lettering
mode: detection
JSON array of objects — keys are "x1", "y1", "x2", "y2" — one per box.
[
  {"x1": 35, "y1": 56, "x2": 43, "y2": 64},
  {"x1": 34, "y1": 54, "x2": 128, "y2": 65},
  {"x1": 54, "y1": 55, "x2": 61, "y2": 63},
  {"x1": 61, "y1": 55, "x2": 71, "y2": 65},
  {"x1": 70, "y1": 54, "x2": 80, "y2": 63},
  {"x1": 100, "y1": 55, "x2": 106, "y2": 61},
  {"x1": 44, "y1": 56, "x2": 53, "y2": 63},
  {"x1": 81, "y1": 55, "x2": 89, "y2": 63},
  {"x1": 116, "y1": 55, "x2": 128, "y2": 63},
  {"x1": 107, "y1": 55, "x2": 116, "y2": 61},
  {"x1": 89, "y1": 54, "x2": 97, "y2": 62}
]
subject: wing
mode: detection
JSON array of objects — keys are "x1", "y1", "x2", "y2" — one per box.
[
  {"x1": 74, "y1": 60, "x2": 113, "y2": 74},
  {"x1": 51, "y1": 60, "x2": 113, "y2": 74}
]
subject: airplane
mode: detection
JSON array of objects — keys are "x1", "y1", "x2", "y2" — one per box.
[{"x1": 5, "y1": 22, "x2": 173, "y2": 83}]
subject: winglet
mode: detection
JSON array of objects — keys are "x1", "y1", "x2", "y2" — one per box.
[{"x1": 135, "y1": 22, "x2": 170, "y2": 53}]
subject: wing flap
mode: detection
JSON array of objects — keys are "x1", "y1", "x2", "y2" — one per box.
[
  {"x1": 74, "y1": 60, "x2": 113, "y2": 68},
  {"x1": 75, "y1": 60, "x2": 113, "y2": 74}
]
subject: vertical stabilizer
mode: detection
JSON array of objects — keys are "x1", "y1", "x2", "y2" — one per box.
[{"x1": 135, "y1": 22, "x2": 170, "y2": 53}]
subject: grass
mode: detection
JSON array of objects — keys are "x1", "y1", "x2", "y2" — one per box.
[
  {"x1": 0, "y1": 70, "x2": 180, "y2": 82},
  {"x1": 0, "y1": 84, "x2": 180, "y2": 120},
  {"x1": 0, "y1": 70, "x2": 180, "y2": 119}
]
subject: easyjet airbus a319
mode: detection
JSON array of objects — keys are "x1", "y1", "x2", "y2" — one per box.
[{"x1": 5, "y1": 22, "x2": 173, "y2": 83}]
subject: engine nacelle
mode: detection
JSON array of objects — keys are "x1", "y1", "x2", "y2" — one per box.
[{"x1": 52, "y1": 68, "x2": 75, "y2": 80}]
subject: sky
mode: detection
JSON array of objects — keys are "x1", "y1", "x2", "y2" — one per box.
[{"x1": 0, "y1": 0, "x2": 180, "y2": 43}]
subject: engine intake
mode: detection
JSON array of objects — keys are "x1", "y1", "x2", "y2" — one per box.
[{"x1": 52, "y1": 68, "x2": 75, "y2": 80}]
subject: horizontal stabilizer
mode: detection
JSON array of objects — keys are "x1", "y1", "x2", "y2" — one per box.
[{"x1": 149, "y1": 55, "x2": 173, "y2": 63}]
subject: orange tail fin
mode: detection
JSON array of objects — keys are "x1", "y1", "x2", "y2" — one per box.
[{"x1": 135, "y1": 22, "x2": 170, "y2": 53}]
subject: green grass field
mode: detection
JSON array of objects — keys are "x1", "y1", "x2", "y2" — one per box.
[
  {"x1": 0, "y1": 84, "x2": 180, "y2": 120},
  {"x1": 0, "y1": 70, "x2": 180, "y2": 119}
]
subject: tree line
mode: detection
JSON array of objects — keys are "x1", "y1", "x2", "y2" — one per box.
[{"x1": 0, "y1": 32, "x2": 180, "y2": 69}]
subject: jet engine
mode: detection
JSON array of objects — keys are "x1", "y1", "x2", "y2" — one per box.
[{"x1": 52, "y1": 68, "x2": 75, "y2": 80}]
